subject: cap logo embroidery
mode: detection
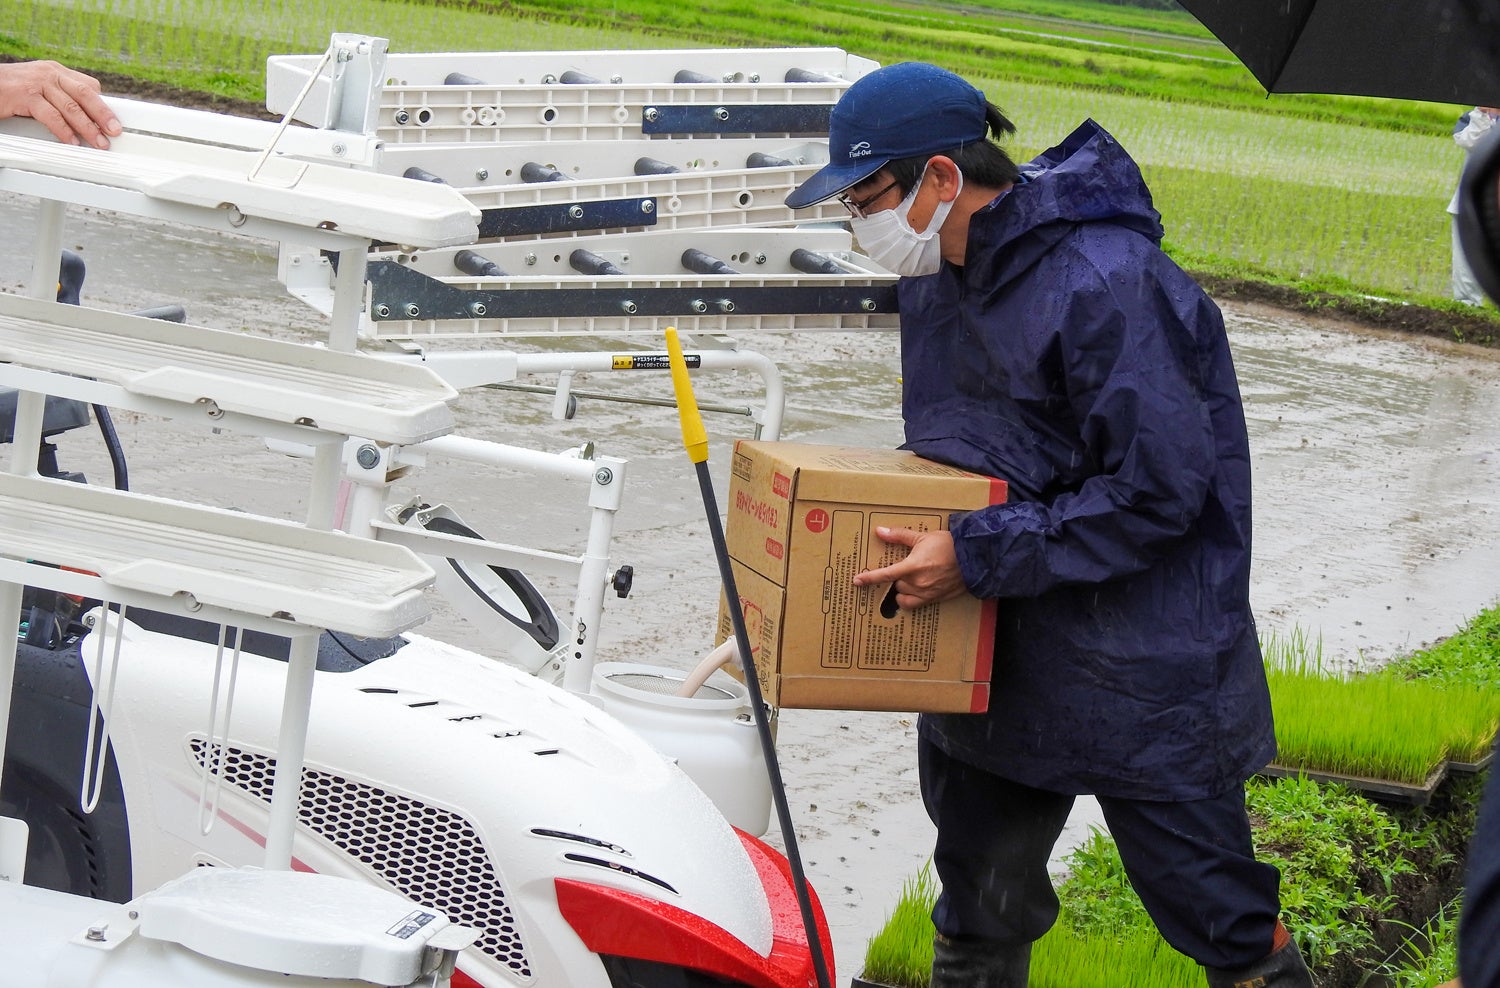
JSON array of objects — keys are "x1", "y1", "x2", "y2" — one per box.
[{"x1": 848, "y1": 141, "x2": 873, "y2": 158}]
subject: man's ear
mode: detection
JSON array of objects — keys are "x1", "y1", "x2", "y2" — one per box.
[{"x1": 927, "y1": 155, "x2": 962, "y2": 201}]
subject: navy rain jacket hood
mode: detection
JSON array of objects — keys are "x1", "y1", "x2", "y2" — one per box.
[{"x1": 901, "y1": 120, "x2": 1274, "y2": 799}]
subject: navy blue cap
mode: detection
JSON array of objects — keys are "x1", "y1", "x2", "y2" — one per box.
[{"x1": 786, "y1": 62, "x2": 989, "y2": 209}]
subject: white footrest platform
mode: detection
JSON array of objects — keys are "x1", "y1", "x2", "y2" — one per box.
[
  {"x1": 137, "y1": 868, "x2": 474, "y2": 984},
  {"x1": 0, "y1": 293, "x2": 457, "y2": 444},
  {"x1": 0, "y1": 473, "x2": 433, "y2": 637}
]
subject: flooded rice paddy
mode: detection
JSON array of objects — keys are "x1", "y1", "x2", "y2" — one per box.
[{"x1": 4, "y1": 195, "x2": 1499, "y2": 980}]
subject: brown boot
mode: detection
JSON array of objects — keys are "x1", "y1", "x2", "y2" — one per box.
[
  {"x1": 1203, "y1": 921, "x2": 1313, "y2": 988},
  {"x1": 929, "y1": 933, "x2": 1031, "y2": 988}
]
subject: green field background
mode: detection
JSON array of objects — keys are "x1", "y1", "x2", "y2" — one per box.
[{"x1": 1, "y1": 0, "x2": 1472, "y2": 302}]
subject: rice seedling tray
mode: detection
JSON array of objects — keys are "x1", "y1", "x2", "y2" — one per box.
[
  {"x1": 1446, "y1": 748, "x2": 1495, "y2": 774},
  {"x1": 1257, "y1": 762, "x2": 1447, "y2": 806}
]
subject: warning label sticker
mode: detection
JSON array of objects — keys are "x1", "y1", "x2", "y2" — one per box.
[
  {"x1": 611, "y1": 353, "x2": 702, "y2": 370},
  {"x1": 387, "y1": 910, "x2": 439, "y2": 939}
]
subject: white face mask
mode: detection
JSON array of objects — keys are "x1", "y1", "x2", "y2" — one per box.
[{"x1": 850, "y1": 165, "x2": 962, "y2": 277}]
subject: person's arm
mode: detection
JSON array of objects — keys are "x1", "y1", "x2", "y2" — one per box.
[
  {"x1": 0, "y1": 60, "x2": 121, "y2": 148},
  {"x1": 1456, "y1": 108, "x2": 1497, "y2": 151},
  {"x1": 854, "y1": 262, "x2": 1221, "y2": 609},
  {"x1": 947, "y1": 266, "x2": 1219, "y2": 600}
]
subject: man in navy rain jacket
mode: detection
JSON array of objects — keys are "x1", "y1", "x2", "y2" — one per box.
[{"x1": 786, "y1": 62, "x2": 1311, "y2": 988}]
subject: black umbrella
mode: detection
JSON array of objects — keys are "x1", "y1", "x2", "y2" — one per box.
[{"x1": 1176, "y1": 0, "x2": 1500, "y2": 106}]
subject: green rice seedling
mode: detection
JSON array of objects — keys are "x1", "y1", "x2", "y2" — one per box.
[
  {"x1": 864, "y1": 0, "x2": 1218, "y2": 42},
  {"x1": 861, "y1": 865, "x2": 938, "y2": 988},
  {"x1": 860, "y1": 855, "x2": 1201, "y2": 988},
  {"x1": 1030, "y1": 927, "x2": 1204, "y2": 988},
  {"x1": 1269, "y1": 673, "x2": 1450, "y2": 783},
  {"x1": 1262, "y1": 626, "x2": 1328, "y2": 677},
  {"x1": 1263, "y1": 624, "x2": 1500, "y2": 782},
  {"x1": 862, "y1": 776, "x2": 1465, "y2": 984}
]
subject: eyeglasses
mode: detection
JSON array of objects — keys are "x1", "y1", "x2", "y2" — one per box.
[{"x1": 838, "y1": 178, "x2": 901, "y2": 219}]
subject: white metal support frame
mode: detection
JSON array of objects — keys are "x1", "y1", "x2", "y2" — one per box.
[
  {"x1": 0, "y1": 195, "x2": 74, "y2": 815},
  {"x1": 0, "y1": 61, "x2": 478, "y2": 888},
  {"x1": 0, "y1": 41, "x2": 497, "y2": 980},
  {"x1": 360, "y1": 345, "x2": 787, "y2": 690},
  {"x1": 409, "y1": 347, "x2": 788, "y2": 438}
]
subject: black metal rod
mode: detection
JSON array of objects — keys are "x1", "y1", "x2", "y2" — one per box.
[
  {"x1": 674, "y1": 68, "x2": 717, "y2": 84},
  {"x1": 403, "y1": 166, "x2": 448, "y2": 184},
  {"x1": 692, "y1": 461, "x2": 833, "y2": 988},
  {"x1": 790, "y1": 248, "x2": 844, "y2": 275},
  {"x1": 569, "y1": 249, "x2": 625, "y2": 276},
  {"x1": 453, "y1": 249, "x2": 505, "y2": 278},
  {"x1": 665, "y1": 331, "x2": 831, "y2": 988},
  {"x1": 90, "y1": 405, "x2": 128, "y2": 491},
  {"x1": 635, "y1": 156, "x2": 681, "y2": 175},
  {"x1": 444, "y1": 72, "x2": 487, "y2": 86},
  {"x1": 785, "y1": 67, "x2": 836, "y2": 83},
  {"x1": 559, "y1": 70, "x2": 601, "y2": 84},
  {"x1": 127, "y1": 304, "x2": 187, "y2": 323},
  {"x1": 520, "y1": 161, "x2": 570, "y2": 184},
  {"x1": 747, "y1": 151, "x2": 795, "y2": 169},
  {"x1": 681, "y1": 248, "x2": 738, "y2": 275},
  {"x1": 483, "y1": 381, "x2": 754, "y2": 418}
]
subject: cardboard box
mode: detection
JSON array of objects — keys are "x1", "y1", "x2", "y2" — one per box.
[{"x1": 717, "y1": 441, "x2": 1007, "y2": 713}]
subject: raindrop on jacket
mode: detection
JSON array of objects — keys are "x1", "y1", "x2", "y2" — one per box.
[{"x1": 902, "y1": 119, "x2": 1275, "y2": 800}]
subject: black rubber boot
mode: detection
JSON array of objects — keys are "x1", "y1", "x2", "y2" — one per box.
[
  {"x1": 929, "y1": 933, "x2": 1031, "y2": 988},
  {"x1": 1203, "y1": 934, "x2": 1313, "y2": 988}
]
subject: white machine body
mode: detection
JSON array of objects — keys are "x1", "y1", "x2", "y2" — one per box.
[{"x1": 91, "y1": 616, "x2": 775, "y2": 988}]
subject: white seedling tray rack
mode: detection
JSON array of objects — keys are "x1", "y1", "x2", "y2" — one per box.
[
  {"x1": 0, "y1": 292, "x2": 457, "y2": 443},
  {"x1": 380, "y1": 136, "x2": 828, "y2": 182},
  {"x1": 268, "y1": 46, "x2": 877, "y2": 144},
  {"x1": 348, "y1": 225, "x2": 897, "y2": 338},
  {"x1": 0, "y1": 85, "x2": 483, "y2": 978},
  {"x1": 380, "y1": 137, "x2": 847, "y2": 232}
]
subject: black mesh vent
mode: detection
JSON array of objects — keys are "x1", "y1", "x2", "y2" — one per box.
[{"x1": 189, "y1": 738, "x2": 529, "y2": 975}]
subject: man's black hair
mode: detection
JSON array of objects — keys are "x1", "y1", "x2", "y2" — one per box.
[{"x1": 883, "y1": 102, "x2": 1020, "y2": 194}]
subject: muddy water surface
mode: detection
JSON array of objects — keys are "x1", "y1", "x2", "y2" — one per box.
[{"x1": 5, "y1": 195, "x2": 1500, "y2": 981}]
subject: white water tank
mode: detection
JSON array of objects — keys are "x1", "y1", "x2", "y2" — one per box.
[{"x1": 588, "y1": 661, "x2": 772, "y2": 835}]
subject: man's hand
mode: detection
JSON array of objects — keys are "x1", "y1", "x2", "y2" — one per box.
[
  {"x1": 851, "y1": 526, "x2": 968, "y2": 611},
  {"x1": 0, "y1": 61, "x2": 121, "y2": 148}
]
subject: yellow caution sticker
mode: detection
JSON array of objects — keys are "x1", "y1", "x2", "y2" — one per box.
[{"x1": 611, "y1": 353, "x2": 701, "y2": 370}]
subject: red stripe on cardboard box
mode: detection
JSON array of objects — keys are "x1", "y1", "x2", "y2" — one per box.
[{"x1": 973, "y1": 600, "x2": 997, "y2": 686}]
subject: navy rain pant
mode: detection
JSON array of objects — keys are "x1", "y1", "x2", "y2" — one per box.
[{"x1": 919, "y1": 736, "x2": 1281, "y2": 969}]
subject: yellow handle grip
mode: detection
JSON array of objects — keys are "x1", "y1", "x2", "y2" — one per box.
[{"x1": 665, "y1": 327, "x2": 709, "y2": 464}]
